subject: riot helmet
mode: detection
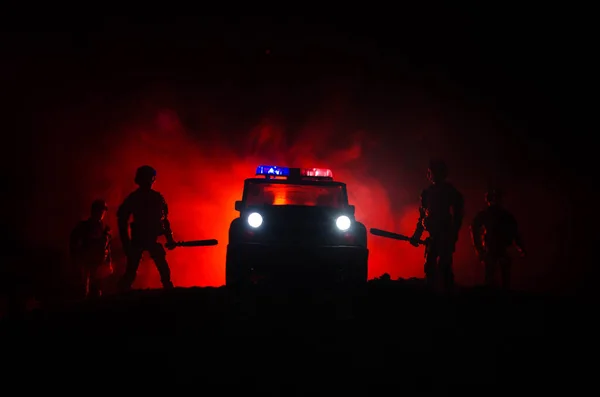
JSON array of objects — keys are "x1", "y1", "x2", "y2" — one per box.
[
  {"x1": 135, "y1": 165, "x2": 157, "y2": 187},
  {"x1": 485, "y1": 188, "x2": 503, "y2": 206},
  {"x1": 427, "y1": 159, "x2": 448, "y2": 183},
  {"x1": 91, "y1": 199, "x2": 108, "y2": 220}
]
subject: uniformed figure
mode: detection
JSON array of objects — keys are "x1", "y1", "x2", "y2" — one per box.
[
  {"x1": 69, "y1": 199, "x2": 112, "y2": 298},
  {"x1": 410, "y1": 160, "x2": 464, "y2": 290},
  {"x1": 117, "y1": 165, "x2": 176, "y2": 292},
  {"x1": 470, "y1": 188, "x2": 526, "y2": 289}
]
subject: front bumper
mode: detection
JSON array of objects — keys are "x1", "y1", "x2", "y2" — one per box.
[
  {"x1": 226, "y1": 243, "x2": 368, "y2": 283},
  {"x1": 227, "y1": 242, "x2": 367, "y2": 263}
]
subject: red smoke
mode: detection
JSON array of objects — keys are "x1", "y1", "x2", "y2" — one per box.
[
  {"x1": 25, "y1": 96, "x2": 570, "y2": 292},
  {"x1": 136, "y1": 110, "x2": 425, "y2": 287},
  {"x1": 29, "y1": 105, "x2": 431, "y2": 288}
]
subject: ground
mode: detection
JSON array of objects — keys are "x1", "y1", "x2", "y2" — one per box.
[{"x1": 0, "y1": 277, "x2": 594, "y2": 390}]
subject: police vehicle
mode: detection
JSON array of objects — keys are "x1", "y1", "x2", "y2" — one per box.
[{"x1": 226, "y1": 165, "x2": 368, "y2": 287}]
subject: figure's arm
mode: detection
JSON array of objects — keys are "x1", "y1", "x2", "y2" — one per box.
[
  {"x1": 116, "y1": 196, "x2": 132, "y2": 250},
  {"x1": 69, "y1": 222, "x2": 83, "y2": 257},
  {"x1": 453, "y1": 190, "x2": 465, "y2": 242},
  {"x1": 161, "y1": 195, "x2": 175, "y2": 245},
  {"x1": 412, "y1": 190, "x2": 426, "y2": 241},
  {"x1": 512, "y1": 216, "x2": 526, "y2": 256},
  {"x1": 470, "y1": 212, "x2": 484, "y2": 257},
  {"x1": 105, "y1": 226, "x2": 113, "y2": 265}
]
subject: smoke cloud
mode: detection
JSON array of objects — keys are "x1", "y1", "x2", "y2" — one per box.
[{"x1": 20, "y1": 84, "x2": 572, "y2": 292}]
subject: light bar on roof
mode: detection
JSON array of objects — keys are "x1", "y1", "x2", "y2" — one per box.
[
  {"x1": 301, "y1": 168, "x2": 333, "y2": 178},
  {"x1": 256, "y1": 165, "x2": 290, "y2": 176}
]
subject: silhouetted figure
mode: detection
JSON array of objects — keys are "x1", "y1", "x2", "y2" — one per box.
[
  {"x1": 69, "y1": 199, "x2": 112, "y2": 298},
  {"x1": 470, "y1": 188, "x2": 526, "y2": 290},
  {"x1": 117, "y1": 165, "x2": 176, "y2": 292},
  {"x1": 410, "y1": 160, "x2": 464, "y2": 290}
]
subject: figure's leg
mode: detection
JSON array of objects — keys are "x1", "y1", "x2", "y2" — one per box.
[
  {"x1": 424, "y1": 242, "x2": 438, "y2": 287},
  {"x1": 81, "y1": 265, "x2": 91, "y2": 299},
  {"x1": 88, "y1": 266, "x2": 102, "y2": 298},
  {"x1": 438, "y1": 248, "x2": 455, "y2": 291},
  {"x1": 149, "y1": 243, "x2": 173, "y2": 289},
  {"x1": 499, "y1": 255, "x2": 511, "y2": 290},
  {"x1": 427, "y1": 233, "x2": 455, "y2": 292},
  {"x1": 118, "y1": 247, "x2": 143, "y2": 292},
  {"x1": 484, "y1": 255, "x2": 496, "y2": 287}
]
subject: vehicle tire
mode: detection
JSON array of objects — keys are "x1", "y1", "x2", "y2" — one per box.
[{"x1": 346, "y1": 260, "x2": 368, "y2": 293}]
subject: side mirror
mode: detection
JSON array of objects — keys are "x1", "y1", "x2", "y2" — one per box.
[
  {"x1": 348, "y1": 205, "x2": 355, "y2": 216},
  {"x1": 235, "y1": 201, "x2": 243, "y2": 212}
]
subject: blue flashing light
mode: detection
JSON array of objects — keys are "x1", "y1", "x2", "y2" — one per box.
[{"x1": 256, "y1": 165, "x2": 290, "y2": 176}]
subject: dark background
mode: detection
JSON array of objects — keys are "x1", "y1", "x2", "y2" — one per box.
[{"x1": 1, "y1": 13, "x2": 595, "y2": 294}]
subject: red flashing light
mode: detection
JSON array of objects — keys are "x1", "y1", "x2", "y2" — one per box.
[{"x1": 301, "y1": 168, "x2": 333, "y2": 178}]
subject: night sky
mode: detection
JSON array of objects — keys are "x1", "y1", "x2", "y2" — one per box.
[{"x1": 2, "y1": 14, "x2": 594, "y2": 293}]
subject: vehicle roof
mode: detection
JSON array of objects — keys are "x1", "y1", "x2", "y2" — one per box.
[{"x1": 244, "y1": 178, "x2": 346, "y2": 187}]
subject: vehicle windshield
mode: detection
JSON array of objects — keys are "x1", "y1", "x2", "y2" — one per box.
[{"x1": 245, "y1": 182, "x2": 345, "y2": 208}]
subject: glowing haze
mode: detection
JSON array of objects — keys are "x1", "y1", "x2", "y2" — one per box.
[
  {"x1": 24, "y1": 89, "x2": 569, "y2": 292},
  {"x1": 28, "y1": 102, "x2": 430, "y2": 288}
]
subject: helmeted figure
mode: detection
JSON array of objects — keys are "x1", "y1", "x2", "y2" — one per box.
[
  {"x1": 410, "y1": 160, "x2": 464, "y2": 290},
  {"x1": 69, "y1": 199, "x2": 113, "y2": 298},
  {"x1": 116, "y1": 165, "x2": 176, "y2": 292},
  {"x1": 470, "y1": 188, "x2": 526, "y2": 289}
]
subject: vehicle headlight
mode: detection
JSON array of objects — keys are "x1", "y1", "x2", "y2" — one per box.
[
  {"x1": 336, "y1": 215, "x2": 351, "y2": 231},
  {"x1": 247, "y1": 212, "x2": 263, "y2": 228}
]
